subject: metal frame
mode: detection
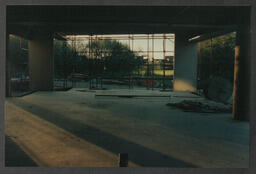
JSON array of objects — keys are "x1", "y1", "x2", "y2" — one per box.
[{"x1": 55, "y1": 33, "x2": 175, "y2": 90}]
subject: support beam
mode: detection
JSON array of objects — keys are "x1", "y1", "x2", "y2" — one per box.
[
  {"x1": 232, "y1": 25, "x2": 251, "y2": 120},
  {"x1": 28, "y1": 35, "x2": 53, "y2": 91},
  {"x1": 173, "y1": 34, "x2": 198, "y2": 92}
]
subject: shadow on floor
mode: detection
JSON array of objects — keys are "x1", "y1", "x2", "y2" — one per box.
[
  {"x1": 10, "y1": 100, "x2": 198, "y2": 167},
  {"x1": 5, "y1": 135, "x2": 37, "y2": 167}
]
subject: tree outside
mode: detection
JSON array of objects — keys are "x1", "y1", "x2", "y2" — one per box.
[
  {"x1": 198, "y1": 32, "x2": 236, "y2": 89},
  {"x1": 54, "y1": 39, "x2": 144, "y2": 78}
]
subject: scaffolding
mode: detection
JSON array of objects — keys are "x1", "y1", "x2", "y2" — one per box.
[{"x1": 54, "y1": 33, "x2": 175, "y2": 90}]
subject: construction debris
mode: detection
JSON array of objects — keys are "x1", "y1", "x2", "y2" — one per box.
[
  {"x1": 204, "y1": 76, "x2": 233, "y2": 103},
  {"x1": 166, "y1": 100, "x2": 232, "y2": 113}
]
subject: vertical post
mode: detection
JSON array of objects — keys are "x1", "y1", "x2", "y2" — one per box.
[
  {"x1": 89, "y1": 35, "x2": 92, "y2": 89},
  {"x1": 131, "y1": 34, "x2": 134, "y2": 88},
  {"x1": 100, "y1": 36, "x2": 103, "y2": 89},
  {"x1": 74, "y1": 35, "x2": 76, "y2": 75},
  {"x1": 128, "y1": 34, "x2": 131, "y2": 89},
  {"x1": 19, "y1": 37, "x2": 23, "y2": 81},
  {"x1": 232, "y1": 24, "x2": 251, "y2": 120},
  {"x1": 6, "y1": 34, "x2": 11, "y2": 97},
  {"x1": 147, "y1": 34, "x2": 150, "y2": 90},
  {"x1": 163, "y1": 34, "x2": 166, "y2": 90},
  {"x1": 63, "y1": 41, "x2": 67, "y2": 89},
  {"x1": 94, "y1": 36, "x2": 97, "y2": 88},
  {"x1": 152, "y1": 34, "x2": 154, "y2": 90},
  {"x1": 118, "y1": 153, "x2": 128, "y2": 167},
  {"x1": 65, "y1": 36, "x2": 68, "y2": 88}
]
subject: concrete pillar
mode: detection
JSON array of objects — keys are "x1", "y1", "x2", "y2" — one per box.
[
  {"x1": 232, "y1": 25, "x2": 251, "y2": 120},
  {"x1": 173, "y1": 34, "x2": 198, "y2": 92},
  {"x1": 28, "y1": 35, "x2": 53, "y2": 91}
]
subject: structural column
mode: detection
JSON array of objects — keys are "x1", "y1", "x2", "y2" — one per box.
[
  {"x1": 173, "y1": 34, "x2": 198, "y2": 92},
  {"x1": 232, "y1": 25, "x2": 251, "y2": 120},
  {"x1": 28, "y1": 34, "x2": 54, "y2": 91}
]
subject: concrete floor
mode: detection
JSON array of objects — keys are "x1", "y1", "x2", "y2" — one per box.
[
  {"x1": 5, "y1": 136, "x2": 37, "y2": 167},
  {"x1": 5, "y1": 88, "x2": 249, "y2": 167}
]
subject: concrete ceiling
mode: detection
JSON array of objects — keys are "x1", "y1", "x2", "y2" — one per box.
[{"x1": 6, "y1": 6, "x2": 250, "y2": 39}]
